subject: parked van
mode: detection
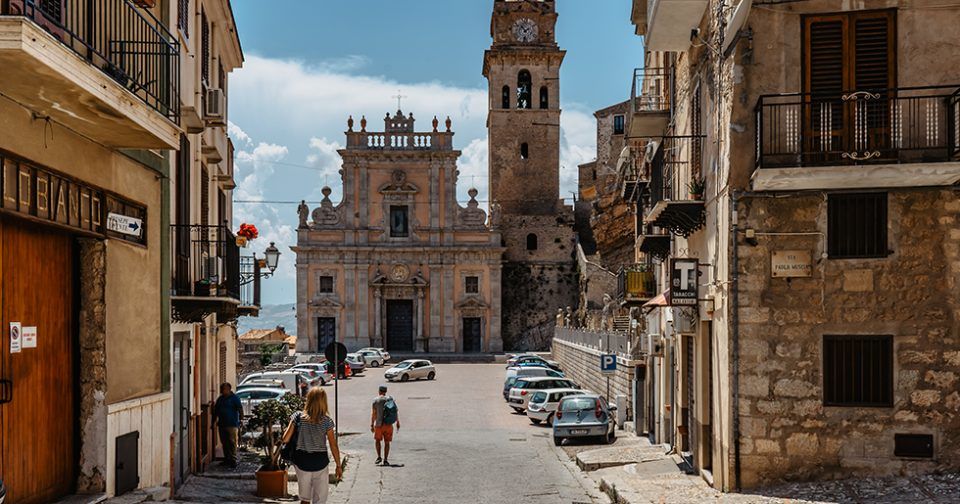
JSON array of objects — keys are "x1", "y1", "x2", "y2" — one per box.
[
  {"x1": 239, "y1": 371, "x2": 302, "y2": 394},
  {"x1": 503, "y1": 366, "x2": 564, "y2": 400}
]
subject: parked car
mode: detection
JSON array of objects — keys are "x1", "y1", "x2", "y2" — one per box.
[
  {"x1": 508, "y1": 376, "x2": 579, "y2": 413},
  {"x1": 385, "y1": 359, "x2": 436, "y2": 382},
  {"x1": 526, "y1": 388, "x2": 584, "y2": 425},
  {"x1": 552, "y1": 394, "x2": 617, "y2": 446},
  {"x1": 345, "y1": 353, "x2": 366, "y2": 374},
  {"x1": 358, "y1": 347, "x2": 391, "y2": 362},
  {"x1": 511, "y1": 354, "x2": 562, "y2": 372},
  {"x1": 288, "y1": 363, "x2": 334, "y2": 385},
  {"x1": 288, "y1": 368, "x2": 325, "y2": 389},
  {"x1": 355, "y1": 349, "x2": 386, "y2": 368},
  {"x1": 506, "y1": 353, "x2": 539, "y2": 367},
  {"x1": 503, "y1": 366, "x2": 564, "y2": 400},
  {"x1": 235, "y1": 387, "x2": 288, "y2": 416},
  {"x1": 239, "y1": 371, "x2": 302, "y2": 394}
]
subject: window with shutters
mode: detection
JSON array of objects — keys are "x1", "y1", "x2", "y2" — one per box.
[
  {"x1": 827, "y1": 192, "x2": 888, "y2": 258},
  {"x1": 201, "y1": 9, "x2": 210, "y2": 84},
  {"x1": 613, "y1": 115, "x2": 625, "y2": 135},
  {"x1": 178, "y1": 0, "x2": 189, "y2": 37},
  {"x1": 823, "y1": 335, "x2": 893, "y2": 407}
]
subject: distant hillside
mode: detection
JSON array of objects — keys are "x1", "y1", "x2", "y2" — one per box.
[{"x1": 237, "y1": 303, "x2": 297, "y2": 335}]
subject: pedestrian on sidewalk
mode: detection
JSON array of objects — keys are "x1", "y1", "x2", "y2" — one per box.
[
  {"x1": 213, "y1": 382, "x2": 243, "y2": 468},
  {"x1": 282, "y1": 387, "x2": 343, "y2": 504},
  {"x1": 371, "y1": 384, "x2": 400, "y2": 466}
]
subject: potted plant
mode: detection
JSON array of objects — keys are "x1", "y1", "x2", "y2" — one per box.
[
  {"x1": 688, "y1": 177, "x2": 705, "y2": 200},
  {"x1": 246, "y1": 393, "x2": 304, "y2": 498},
  {"x1": 236, "y1": 223, "x2": 259, "y2": 248}
]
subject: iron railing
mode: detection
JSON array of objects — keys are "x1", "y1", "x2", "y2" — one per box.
[
  {"x1": 554, "y1": 327, "x2": 632, "y2": 357},
  {"x1": 755, "y1": 85, "x2": 960, "y2": 169},
  {"x1": 617, "y1": 265, "x2": 657, "y2": 302},
  {"x1": 171, "y1": 224, "x2": 240, "y2": 301},
  {"x1": 239, "y1": 255, "x2": 261, "y2": 309},
  {"x1": 631, "y1": 67, "x2": 673, "y2": 116},
  {"x1": 646, "y1": 135, "x2": 704, "y2": 208},
  {"x1": 3, "y1": 0, "x2": 180, "y2": 122}
]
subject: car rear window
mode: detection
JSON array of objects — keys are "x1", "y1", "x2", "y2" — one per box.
[
  {"x1": 531, "y1": 392, "x2": 547, "y2": 403},
  {"x1": 506, "y1": 377, "x2": 517, "y2": 387},
  {"x1": 515, "y1": 380, "x2": 531, "y2": 389},
  {"x1": 560, "y1": 397, "x2": 597, "y2": 412}
]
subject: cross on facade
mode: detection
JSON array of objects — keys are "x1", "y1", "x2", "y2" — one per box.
[{"x1": 392, "y1": 90, "x2": 408, "y2": 111}]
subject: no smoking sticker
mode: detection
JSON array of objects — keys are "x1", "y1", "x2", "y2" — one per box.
[{"x1": 9, "y1": 322, "x2": 21, "y2": 353}]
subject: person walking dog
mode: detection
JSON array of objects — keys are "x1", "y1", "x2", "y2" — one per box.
[
  {"x1": 371, "y1": 384, "x2": 400, "y2": 466},
  {"x1": 282, "y1": 387, "x2": 343, "y2": 504}
]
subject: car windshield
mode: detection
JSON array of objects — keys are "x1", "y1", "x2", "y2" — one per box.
[
  {"x1": 394, "y1": 362, "x2": 412, "y2": 369},
  {"x1": 560, "y1": 397, "x2": 597, "y2": 412}
]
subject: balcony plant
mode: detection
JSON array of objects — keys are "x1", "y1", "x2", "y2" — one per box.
[
  {"x1": 246, "y1": 393, "x2": 304, "y2": 497},
  {"x1": 236, "y1": 223, "x2": 259, "y2": 248},
  {"x1": 688, "y1": 177, "x2": 705, "y2": 200}
]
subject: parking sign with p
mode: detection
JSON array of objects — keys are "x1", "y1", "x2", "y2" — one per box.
[{"x1": 600, "y1": 354, "x2": 616, "y2": 374}]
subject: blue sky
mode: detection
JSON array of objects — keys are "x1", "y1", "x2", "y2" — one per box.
[{"x1": 227, "y1": 0, "x2": 644, "y2": 307}]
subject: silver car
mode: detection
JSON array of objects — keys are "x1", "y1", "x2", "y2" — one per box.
[
  {"x1": 552, "y1": 394, "x2": 617, "y2": 446},
  {"x1": 235, "y1": 387, "x2": 288, "y2": 416},
  {"x1": 384, "y1": 359, "x2": 436, "y2": 382}
]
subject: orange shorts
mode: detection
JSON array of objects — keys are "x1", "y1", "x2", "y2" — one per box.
[{"x1": 374, "y1": 424, "x2": 393, "y2": 442}]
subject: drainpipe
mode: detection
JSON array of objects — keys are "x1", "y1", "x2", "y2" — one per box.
[{"x1": 730, "y1": 190, "x2": 741, "y2": 491}]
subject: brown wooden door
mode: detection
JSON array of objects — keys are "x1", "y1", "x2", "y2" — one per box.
[{"x1": 0, "y1": 216, "x2": 78, "y2": 504}]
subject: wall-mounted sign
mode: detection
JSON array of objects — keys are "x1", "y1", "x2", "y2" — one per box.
[
  {"x1": 669, "y1": 258, "x2": 698, "y2": 306},
  {"x1": 771, "y1": 250, "x2": 812, "y2": 278},
  {"x1": 9, "y1": 322, "x2": 21, "y2": 354},
  {"x1": 107, "y1": 213, "x2": 143, "y2": 237},
  {"x1": 600, "y1": 354, "x2": 617, "y2": 374},
  {"x1": 23, "y1": 326, "x2": 37, "y2": 348}
]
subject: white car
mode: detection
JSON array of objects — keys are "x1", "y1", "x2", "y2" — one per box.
[
  {"x1": 240, "y1": 371, "x2": 302, "y2": 394},
  {"x1": 503, "y1": 366, "x2": 564, "y2": 400},
  {"x1": 358, "y1": 347, "x2": 391, "y2": 362},
  {"x1": 288, "y1": 367, "x2": 327, "y2": 387},
  {"x1": 235, "y1": 387, "x2": 289, "y2": 416},
  {"x1": 288, "y1": 364, "x2": 334, "y2": 385},
  {"x1": 384, "y1": 359, "x2": 436, "y2": 382},
  {"x1": 355, "y1": 349, "x2": 386, "y2": 368},
  {"x1": 508, "y1": 376, "x2": 579, "y2": 413},
  {"x1": 526, "y1": 388, "x2": 585, "y2": 425}
]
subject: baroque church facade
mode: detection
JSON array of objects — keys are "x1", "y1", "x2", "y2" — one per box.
[{"x1": 295, "y1": 0, "x2": 576, "y2": 353}]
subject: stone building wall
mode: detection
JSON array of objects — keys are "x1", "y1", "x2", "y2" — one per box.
[
  {"x1": 502, "y1": 262, "x2": 578, "y2": 351},
  {"x1": 735, "y1": 189, "x2": 960, "y2": 487}
]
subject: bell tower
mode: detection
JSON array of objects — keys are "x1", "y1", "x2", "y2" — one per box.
[{"x1": 484, "y1": 0, "x2": 565, "y2": 216}]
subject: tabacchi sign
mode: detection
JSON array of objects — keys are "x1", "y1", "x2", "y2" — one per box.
[{"x1": 669, "y1": 258, "x2": 698, "y2": 306}]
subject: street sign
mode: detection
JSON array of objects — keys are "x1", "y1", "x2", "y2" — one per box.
[
  {"x1": 23, "y1": 326, "x2": 37, "y2": 348},
  {"x1": 106, "y1": 212, "x2": 143, "y2": 237},
  {"x1": 9, "y1": 322, "x2": 21, "y2": 354},
  {"x1": 324, "y1": 341, "x2": 349, "y2": 365},
  {"x1": 669, "y1": 258, "x2": 699, "y2": 306},
  {"x1": 601, "y1": 354, "x2": 617, "y2": 374}
]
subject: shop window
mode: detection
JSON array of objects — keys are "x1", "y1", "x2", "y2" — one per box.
[
  {"x1": 823, "y1": 335, "x2": 893, "y2": 407},
  {"x1": 828, "y1": 192, "x2": 888, "y2": 258},
  {"x1": 390, "y1": 205, "x2": 409, "y2": 238}
]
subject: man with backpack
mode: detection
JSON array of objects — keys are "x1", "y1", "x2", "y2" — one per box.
[{"x1": 371, "y1": 384, "x2": 400, "y2": 466}]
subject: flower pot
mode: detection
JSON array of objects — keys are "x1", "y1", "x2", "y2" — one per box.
[
  {"x1": 236, "y1": 236, "x2": 248, "y2": 248},
  {"x1": 255, "y1": 468, "x2": 288, "y2": 498}
]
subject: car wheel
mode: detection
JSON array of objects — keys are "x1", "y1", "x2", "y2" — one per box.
[
  {"x1": 427, "y1": 371, "x2": 435, "y2": 380},
  {"x1": 400, "y1": 373, "x2": 409, "y2": 382},
  {"x1": 530, "y1": 418, "x2": 541, "y2": 425},
  {"x1": 511, "y1": 407, "x2": 523, "y2": 414},
  {"x1": 553, "y1": 437, "x2": 563, "y2": 447},
  {"x1": 546, "y1": 413, "x2": 554, "y2": 425}
]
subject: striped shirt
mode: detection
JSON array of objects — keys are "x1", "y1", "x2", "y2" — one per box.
[{"x1": 295, "y1": 412, "x2": 335, "y2": 453}]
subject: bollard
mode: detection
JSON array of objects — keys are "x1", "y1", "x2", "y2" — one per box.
[{"x1": 616, "y1": 394, "x2": 628, "y2": 429}]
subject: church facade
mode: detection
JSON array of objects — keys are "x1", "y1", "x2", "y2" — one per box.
[{"x1": 294, "y1": 112, "x2": 504, "y2": 354}]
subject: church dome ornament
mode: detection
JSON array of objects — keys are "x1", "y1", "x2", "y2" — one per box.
[{"x1": 347, "y1": 115, "x2": 354, "y2": 132}]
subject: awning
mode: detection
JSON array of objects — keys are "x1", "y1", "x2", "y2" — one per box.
[{"x1": 643, "y1": 291, "x2": 669, "y2": 308}]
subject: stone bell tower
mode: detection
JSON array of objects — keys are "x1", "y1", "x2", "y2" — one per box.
[{"x1": 483, "y1": 0, "x2": 577, "y2": 351}]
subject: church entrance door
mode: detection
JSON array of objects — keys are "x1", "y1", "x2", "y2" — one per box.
[
  {"x1": 386, "y1": 300, "x2": 414, "y2": 352},
  {"x1": 317, "y1": 317, "x2": 336, "y2": 352},
  {"x1": 462, "y1": 317, "x2": 482, "y2": 353}
]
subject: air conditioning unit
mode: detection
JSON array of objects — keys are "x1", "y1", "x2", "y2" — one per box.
[
  {"x1": 205, "y1": 88, "x2": 225, "y2": 124},
  {"x1": 646, "y1": 333, "x2": 663, "y2": 357}
]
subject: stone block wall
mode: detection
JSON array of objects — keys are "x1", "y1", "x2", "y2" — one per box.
[
  {"x1": 552, "y1": 333, "x2": 636, "y2": 419},
  {"x1": 502, "y1": 262, "x2": 578, "y2": 351},
  {"x1": 735, "y1": 189, "x2": 960, "y2": 487}
]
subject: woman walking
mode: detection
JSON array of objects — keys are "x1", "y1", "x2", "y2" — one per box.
[{"x1": 282, "y1": 387, "x2": 343, "y2": 504}]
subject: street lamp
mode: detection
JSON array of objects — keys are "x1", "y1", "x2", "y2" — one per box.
[
  {"x1": 241, "y1": 242, "x2": 281, "y2": 286},
  {"x1": 263, "y1": 242, "x2": 280, "y2": 274}
]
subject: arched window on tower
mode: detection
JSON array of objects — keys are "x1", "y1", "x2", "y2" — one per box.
[
  {"x1": 526, "y1": 233, "x2": 539, "y2": 251},
  {"x1": 517, "y1": 70, "x2": 532, "y2": 109},
  {"x1": 502, "y1": 85, "x2": 510, "y2": 109},
  {"x1": 520, "y1": 142, "x2": 529, "y2": 160},
  {"x1": 539, "y1": 86, "x2": 549, "y2": 109}
]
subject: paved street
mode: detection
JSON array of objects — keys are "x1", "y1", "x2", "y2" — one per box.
[{"x1": 326, "y1": 363, "x2": 603, "y2": 504}]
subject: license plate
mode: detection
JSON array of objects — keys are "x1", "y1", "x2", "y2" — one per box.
[{"x1": 570, "y1": 429, "x2": 589, "y2": 435}]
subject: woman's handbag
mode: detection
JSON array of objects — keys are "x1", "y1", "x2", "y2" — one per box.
[{"x1": 279, "y1": 413, "x2": 301, "y2": 463}]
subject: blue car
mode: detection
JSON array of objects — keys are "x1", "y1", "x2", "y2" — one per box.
[{"x1": 552, "y1": 394, "x2": 617, "y2": 446}]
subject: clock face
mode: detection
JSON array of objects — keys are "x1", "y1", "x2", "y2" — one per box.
[{"x1": 512, "y1": 18, "x2": 538, "y2": 43}]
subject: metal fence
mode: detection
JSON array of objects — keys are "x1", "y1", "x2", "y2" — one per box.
[
  {"x1": 171, "y1": 224, "x2": 240, "y2": 301},
  {"x1": 554, "y1": 327, "x2": 632, "y2": 357}
]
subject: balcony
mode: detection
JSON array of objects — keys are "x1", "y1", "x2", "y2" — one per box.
[
  {"x1": 618, "y1": 265, "x2": 657, "y2": 305},
  {"x1": 628, "y1": 67, "x2": 672, "y2": 140},
  {"x1": 238, "y1": 256, "x2": 261, "y2": 318},
  {"x1": 754, "y1": 86, "x2": 960, "y2": 191},
  {"x1": 637, "y1": 226, "x2": 671, "y2": 261},
  {"x1": 643, "y1": 136, "x2": 706, "y2": 237},
  {"x1": 0, "y1": 0, "x2": 180, "y2": 149},
  {"x1": 171, "y1": 225, "x2": 240, "y2": 322},
  {"x1": 645, "y1": 0, "x2": 709, "y2": 51},
  {"x1": 345, "y1": 130, "x2": 454, "y2": 151},
  {"x1": 619, "y1": 143, "x2": 651, "y2": 201},
  {"x1": 202, "y1": 125, "x2": 228, "y2": 164},
  {"x1": 631, "y1": 0, "x2": 647, "y2": 35}
]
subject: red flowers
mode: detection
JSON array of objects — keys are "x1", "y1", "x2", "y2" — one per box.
[{"x1": 237, "y1": 223, "x2": 259, "y2": 240}]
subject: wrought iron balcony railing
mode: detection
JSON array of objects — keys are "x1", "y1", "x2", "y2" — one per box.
[
  {"x1": 631, "y1": 67, "x2": 673, "y2": 116},
  {"x1": 3, "y1": 0, "x2": 180, "y2": 122},
  {"x1": 755, "y1": 86, "x2": 960, "y2": 169},
  {"x1": 239, "y1": 255, "x2": 261, "y2": 311},
  {"x1": 647, "y1": 135, "x2": 704, "y2": 206},
  {"x1": 171, "y1": 224, "x2": 240, "y2": 301}
]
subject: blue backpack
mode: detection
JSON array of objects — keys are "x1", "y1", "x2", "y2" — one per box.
[{"x1": 382, "y1": 398, "x2": 398, "y2": 425}]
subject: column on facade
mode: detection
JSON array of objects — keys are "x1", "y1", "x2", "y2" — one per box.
[
  {"x1": 416, "y1": 289, "x2": 426, "y2": 352},
  {"x1": 489, "y1": 260, "x2": 503, "y2": 352},
  {"x1": 358, "y1": 261, "x2": 370, "y2": 346},
  {"x1": 373, "y1": 288, "x2": 382, "y2": 348},
  {"x1": 429, "y1": 258, "x2": 442, "y2": 346},
  {"x1": 344, "y1": 263, "x2": 356, "y2": 346},
  {"x1": 296, "y1": 260, "x2": 312, "y2": 352},
  {"x1": 442, "y1": 264, "x2": 455, "y2": 351}
]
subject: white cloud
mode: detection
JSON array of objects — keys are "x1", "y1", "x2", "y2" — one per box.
[{"x1": 227, "y1": 121, "x2": 252, "y2": 147}]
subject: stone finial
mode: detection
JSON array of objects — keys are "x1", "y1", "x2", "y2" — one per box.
[
  {"x1": 467, "y1": 187, "x2": 479, "y2": 201},
  {"x1": 321, "y1": 186, "x2": 333, "y2": 200},
  {"x1": 360, "y1": 115, "x2": 367, "y2": 132},
  {"x1": 432, "y1": 116, "x2": 439, "y2": 132},
  {"x1": 347, "y1": 115, "x2": 354, "y2": 132},
  {"x1": 445, "y1": 116, "x2": 452, "y2": 132},
  {"x1": 409, "y1": 112, "x2": 414, "y2": 121}
]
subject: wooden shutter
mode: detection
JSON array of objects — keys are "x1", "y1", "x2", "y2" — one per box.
[
  {"x1": 201, "y1": 9, "x2": 210, "y2": 84},
  {"x1": 178, "y1": 0, "x2": 189, "y2": 37},
  {"x1": 852, "y1": 11, "x2": 896, "y2": 91},
  {"x1": 804, "y1": 10, "x2": 895, "y2": 95},
  {"x1": 805, "y1": 16, "x2": 846, "y2": 97}
]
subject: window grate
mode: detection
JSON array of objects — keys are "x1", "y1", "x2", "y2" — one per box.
[
  {"x1": 828, "y1": 192, "x2": 888, "y2": 258},
  {"x1": 823, "y1": 335, "x2": 893, "y2": 407}
]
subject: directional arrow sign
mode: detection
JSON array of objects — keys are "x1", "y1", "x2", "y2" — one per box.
[{"x1": 107, "y1": 213, "x2": 143, "y2": 237}]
